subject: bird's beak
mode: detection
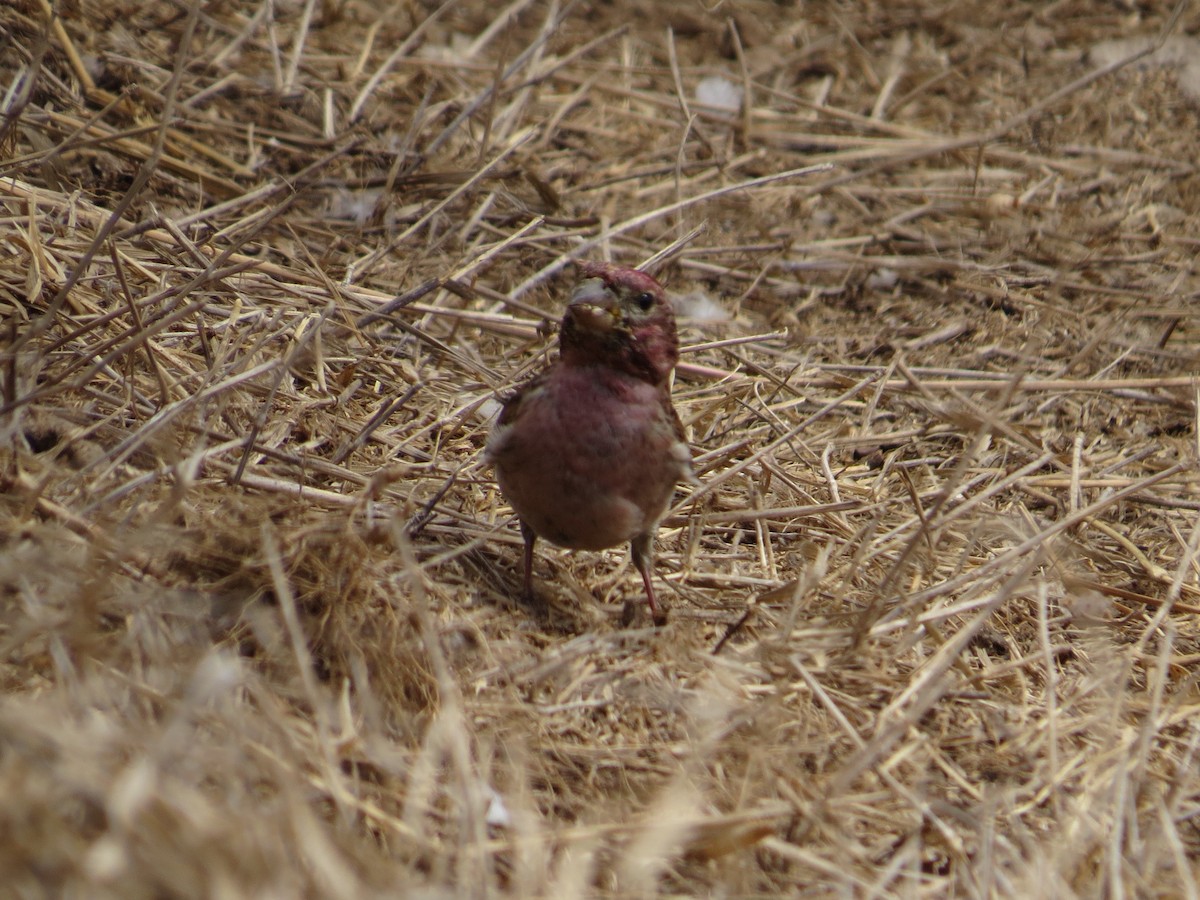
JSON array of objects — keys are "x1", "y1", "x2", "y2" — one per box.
[{"x1": 568, "y1": 278, "x2": 620, "y2": 332}]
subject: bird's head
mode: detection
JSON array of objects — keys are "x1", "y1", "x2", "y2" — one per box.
[{"x1": 559, "y1": 262, "x2": 678, "y2": 383}]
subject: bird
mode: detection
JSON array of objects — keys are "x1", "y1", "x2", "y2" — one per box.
[{"x1": 486, "y1": 261, "x2": 693, "y2": 625}]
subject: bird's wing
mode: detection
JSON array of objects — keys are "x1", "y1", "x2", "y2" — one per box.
[
  {"x1": 484, "y1": 371, "x2": 551, "y2": 465},
  {"x1": 667, "y1": 392, "x2": 699, "y2": 486},
  {"x1": 495, "y1": 371, "x2": 549, "y2": 428}
]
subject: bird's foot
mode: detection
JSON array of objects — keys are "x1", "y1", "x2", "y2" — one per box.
[{"x1": 620, "y1": 598, "x2": 669, "y2": 628}]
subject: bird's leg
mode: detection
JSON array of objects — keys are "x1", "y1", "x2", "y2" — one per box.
[
  {"x1": 520, "y1": 520, "x2": 537, "y2": 601},
  {"x1": 631, "y1": 533, "x2": 667, "y2": 625}
]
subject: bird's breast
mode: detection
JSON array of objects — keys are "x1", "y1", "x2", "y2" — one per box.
[{"x1": 488, "y1": 365, "x2": 688, "y2": 551}]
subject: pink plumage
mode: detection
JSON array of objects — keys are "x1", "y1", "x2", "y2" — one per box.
[{"x1": 486, "y1": 263, "x2": 692, "y2": 624}]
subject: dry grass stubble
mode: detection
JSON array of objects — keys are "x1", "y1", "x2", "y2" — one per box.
[{"x1": 1, "y1": 0, "x2": 1199, "y2": 895}]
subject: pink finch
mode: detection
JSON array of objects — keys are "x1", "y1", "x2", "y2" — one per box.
[{"x1": 486, "y1": 261, "x2": 693, "y2": 625}]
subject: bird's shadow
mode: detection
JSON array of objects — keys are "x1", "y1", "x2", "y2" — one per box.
[{"x1": 457, "y1": 538, "x2": 655, "y2": 634}]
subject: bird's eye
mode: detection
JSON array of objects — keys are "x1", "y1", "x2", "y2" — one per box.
[{"x1": 633, "y1": 292, "x2": 655, "y2": 311}]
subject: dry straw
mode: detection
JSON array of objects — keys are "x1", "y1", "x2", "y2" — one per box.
[{"x1": 1, "y1": 0, "x2": 1199, "y2": 895}]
